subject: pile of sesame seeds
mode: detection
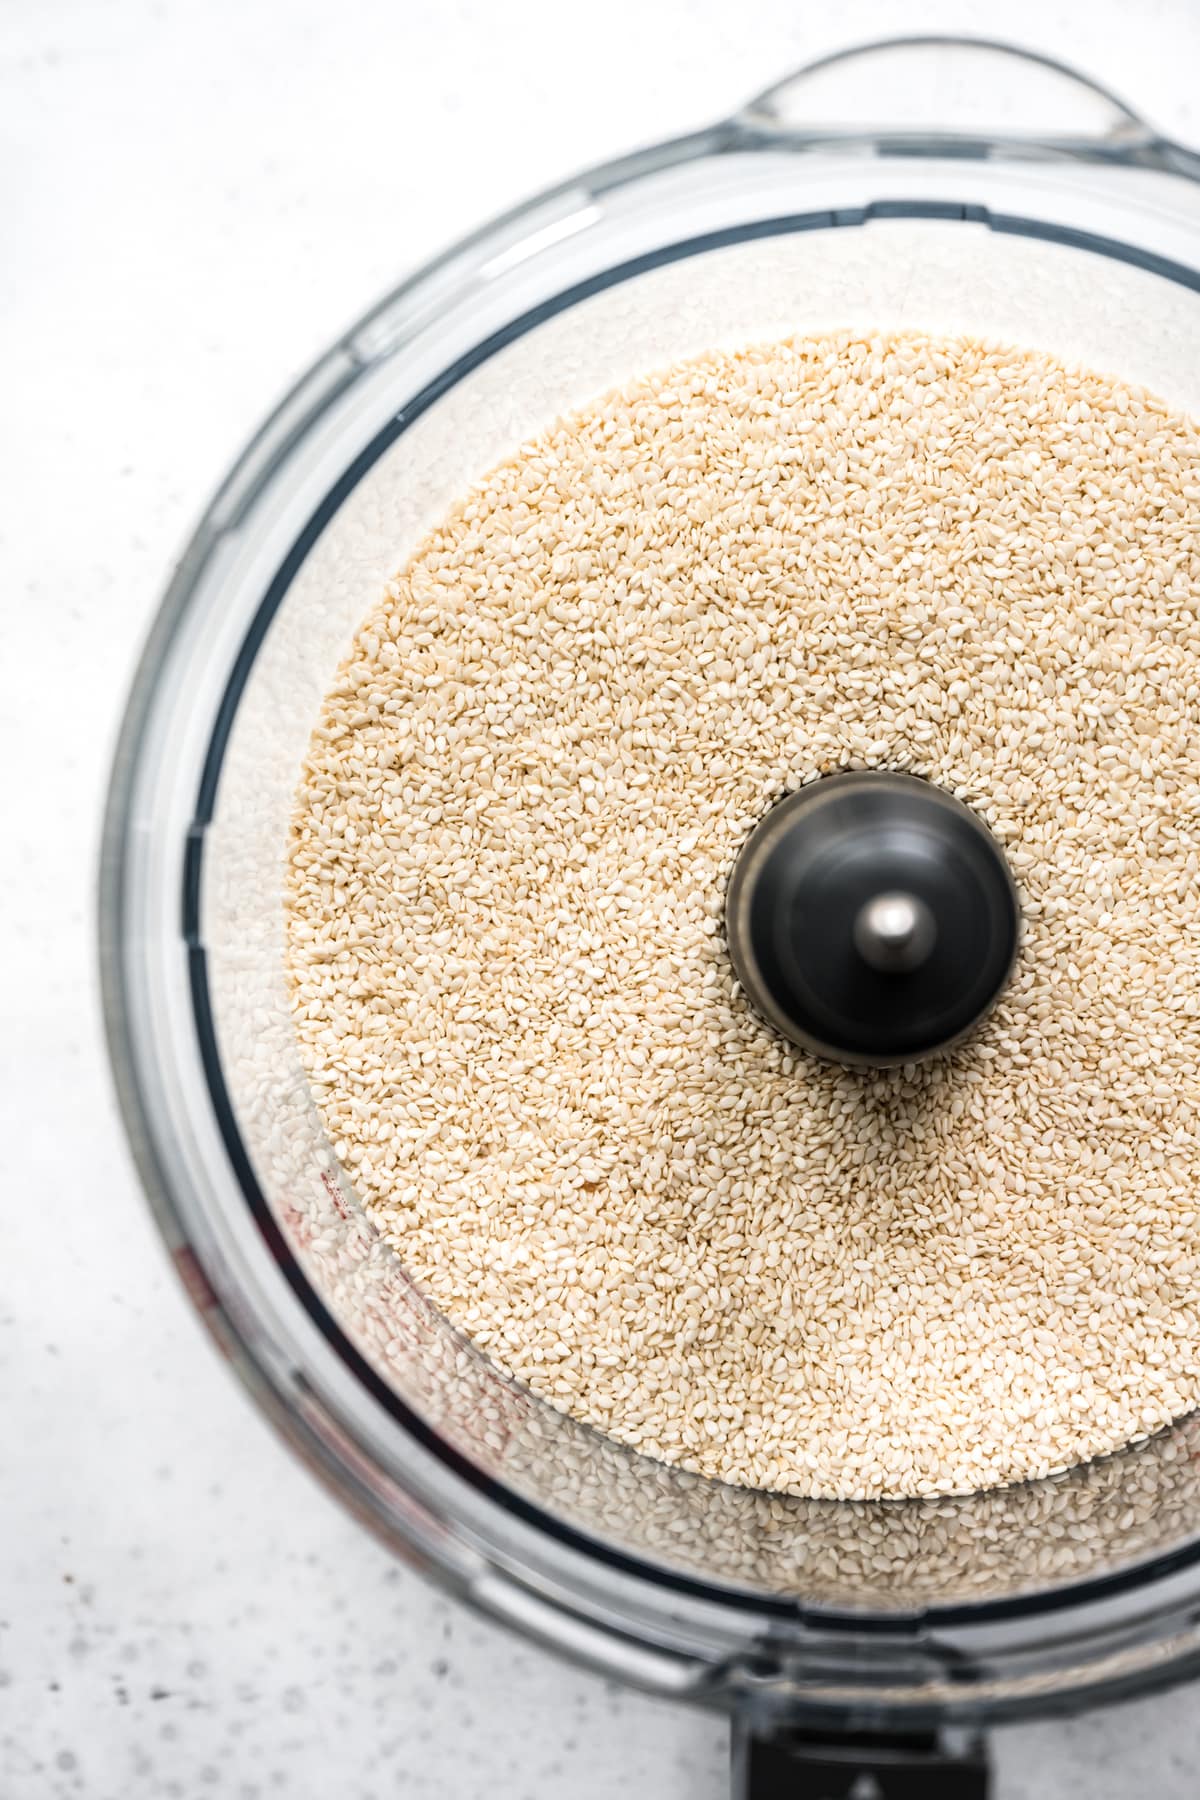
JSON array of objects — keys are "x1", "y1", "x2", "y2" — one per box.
[{"x1": 286, "y1": 330, "x2": 1200, "y2": 1501}]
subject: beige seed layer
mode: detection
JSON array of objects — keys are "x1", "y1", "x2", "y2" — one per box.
[{"x1": 286, "y1": 330, "x2": 1200, "y2": 1502}]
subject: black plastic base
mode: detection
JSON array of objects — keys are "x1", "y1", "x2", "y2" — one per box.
[{"x1": 732, "y1": 1721, "x2": 991, "y2": 1799}]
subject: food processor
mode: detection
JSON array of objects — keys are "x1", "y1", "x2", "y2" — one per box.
[{"x1": 101, "y1": 36, "x2": 1200, "y2": 1796}]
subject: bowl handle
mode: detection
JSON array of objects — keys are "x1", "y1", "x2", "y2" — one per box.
[{"x1": 737, "y1": 34, "x2": 1196, "y2": 171}]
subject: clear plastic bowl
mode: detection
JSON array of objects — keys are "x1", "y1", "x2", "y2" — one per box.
[{"x1": 101, "y1": 35, "x2": 1200, "y2": 1742}]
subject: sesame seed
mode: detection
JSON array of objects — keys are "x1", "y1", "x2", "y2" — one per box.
[{"x1": 286, "y1": 330, "x2": 1200, "y2": 1503}]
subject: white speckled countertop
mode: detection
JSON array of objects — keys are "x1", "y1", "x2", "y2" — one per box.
[{"x1": 6, "y1": 1, "x2": 1200, "y2": 1793}]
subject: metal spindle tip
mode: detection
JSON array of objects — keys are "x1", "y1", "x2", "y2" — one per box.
[{"x1": 853, "y1": 891, "x2": 937, "y2": 974}]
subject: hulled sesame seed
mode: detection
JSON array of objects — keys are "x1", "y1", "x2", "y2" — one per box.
[{"x1": 286, "y1": 330, "x2": 1200, "y2": 1503}]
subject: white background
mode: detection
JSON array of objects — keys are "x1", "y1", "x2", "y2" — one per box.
[{"x1": 6, "y1": 1, "x2": 1200, "y2": 1795}]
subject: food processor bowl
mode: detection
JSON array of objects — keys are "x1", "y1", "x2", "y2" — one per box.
[{"x1": 101, "y1": 34, "x2": 1200, "y2": 1788}]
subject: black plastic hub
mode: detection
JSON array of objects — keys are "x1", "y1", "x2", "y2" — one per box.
[{"x1": 725, "y1": 772, "x2": 1019, "y2": 1068}]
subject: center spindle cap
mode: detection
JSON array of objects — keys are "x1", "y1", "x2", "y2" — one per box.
[{"x1": 724, "y1": 772, "x2": 1019, "y2": 1067}]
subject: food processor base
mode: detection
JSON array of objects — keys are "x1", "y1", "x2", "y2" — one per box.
[{"x1": 733, "y1": 1720, "x2": 990, "y2": 1799}]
